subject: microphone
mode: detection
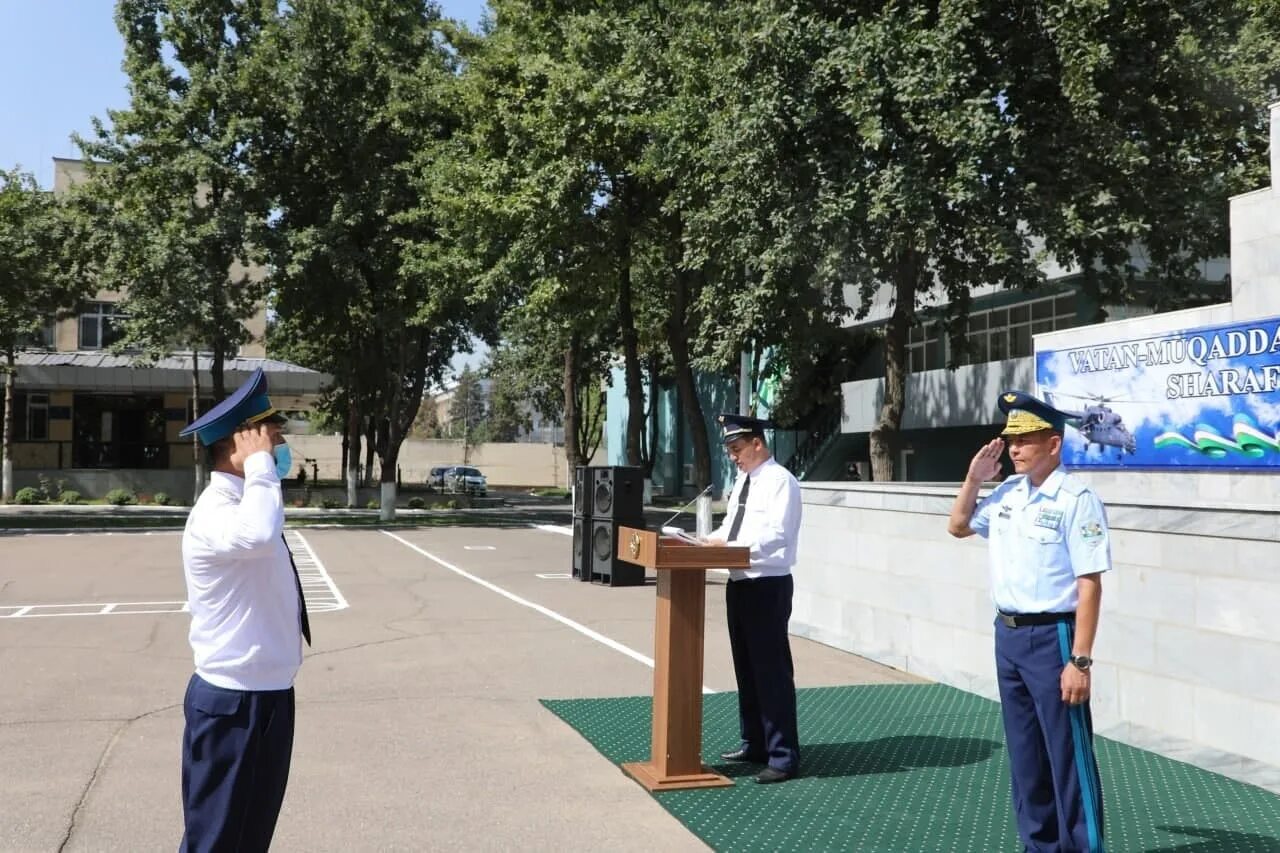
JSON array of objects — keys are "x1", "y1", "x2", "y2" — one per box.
[{"x1": 658, "y1": 483, "x2": 714, "y2": 531}]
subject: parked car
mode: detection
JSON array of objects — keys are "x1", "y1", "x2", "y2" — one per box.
[
  {"x1": 428, "y1": 466, "x2": 449, "y2": 488},
  {"x1": 445, "y1": 466, "x2": 487, "y2": 496}
]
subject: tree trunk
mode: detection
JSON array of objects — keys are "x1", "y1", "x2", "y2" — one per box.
[
  {"x1": 562, "y1": 338, "x2": 582, "y2": 468},
  {"x1": 578, "y1": 381, "x2": 606, "y2": 462},
  {"x1": 363, "y1": 416, "x2": 376, "y2": 485},
  {"x1": 191, "y1": 347, "x2": 204, "y2": 504},
  {"x1": 668, "y1": 274, "x2": 712, "y2": 490},
  {"x1": 340, "y1": 412, "x2": 349, "y2": 479},
  {"x1": 615, "y1": 200, "x2": 644, "y2": 467},
  {"x1": 211, "y1": 337, "x2": 227, "y2": 401},
  {"x1": 2, "y1": 347, "x2": 15, "y2": 502},
  {"x1": 346, "y1": 397, "x2": 360, "y2": 507},
  {"x1": 870, "y1": 250, "x2": 921, "y2": 482}
]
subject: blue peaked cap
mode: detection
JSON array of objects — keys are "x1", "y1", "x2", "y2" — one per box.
[
  {"x1": 996, "y1": 390, "x2": 1069, "y2": 435},
  {"x1": 179, "y1": 367, "x2": 282, "y2": 446},
  {"x1": 717, "y1": 413, "x2": 772, "y2": 444}
]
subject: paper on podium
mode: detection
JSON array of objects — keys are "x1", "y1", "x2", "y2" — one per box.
[{"x1": 661, "y1": 526, "x2": 705, "y2": 545}]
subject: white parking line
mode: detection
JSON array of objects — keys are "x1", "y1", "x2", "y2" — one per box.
[
  {"x1": 0, "y1": 531, "x2": 347, "y2": 619},
  {"x1": 531, "y1": 523, "x2": 573, "y2": 536},
  {"x1": 380, "y1": 529, "x2": 715, "y2": 694},
  {"x1": 288, "y1": 530, "x2": 349, "y2": 612}
]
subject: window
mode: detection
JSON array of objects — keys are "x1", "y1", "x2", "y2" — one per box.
[
  {"x1": 7, "y1": 393, "x2": 49, "y2": 441},
  {"x1": 908, "y1": 322, "x2": 946, "y2": 373},
  {"x1": 954, "y1": 292, "x2": 1078, "y2": 365},
  {"x1": 18, "y1": 320, "x2": 55, "y2": 350},
  {"x1": 79, "y1": 302, "x2": 128, "y2": 350},
  {"x1": 72, "y1": 394, "x2": 167, "y2": 468}
]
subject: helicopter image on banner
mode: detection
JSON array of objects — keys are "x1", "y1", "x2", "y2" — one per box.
[{"x1": 1044, "y1": 391, "x2": 1139, "y2": 456}]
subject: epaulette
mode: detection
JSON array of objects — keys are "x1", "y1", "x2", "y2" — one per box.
[{"x1": 1059, "y1": 473, "x2": 1087, "y2": 496}]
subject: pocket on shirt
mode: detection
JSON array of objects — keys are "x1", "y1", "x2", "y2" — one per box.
[{"x1": 1028, "y1": 526, "x2": 1064, "y2": 545}]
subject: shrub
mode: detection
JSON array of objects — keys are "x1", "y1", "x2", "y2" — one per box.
[
  {"x1": 59, "y1": 490, "x2": 82, "y2": 505},
  {"x1": 104, "y1": 488, "x2": 138, "y2": 506},
  {"x1": 407, "y1": 497, "x2": 426, "y2": 509},
  {"x1": 152, "y1": 492, "x2": 170, "y2": 506},
  {"x1": 319, "y1": 496, "x2": 342, "y2": 509},
  {"x1": 14, "y1": 487, "x2": 43, "y2": 505},
  {"x1": 440, "y1": 499, "x2": 457, "y2": 510},
  {"x1": 365, "y1": 498, "x2": 380, "y2": 510}
]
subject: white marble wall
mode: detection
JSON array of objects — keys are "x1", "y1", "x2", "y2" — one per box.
[{"x1": 793, "y1": 482, "x2": 1280, "y2": 767}]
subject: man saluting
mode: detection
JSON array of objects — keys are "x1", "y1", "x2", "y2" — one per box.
[
  {"x1": 178, "y1": 368, "x2": 311, "y2": 852},
  {"x1": 948, "y1": 391, "x2": 1111, "y2": 852}
]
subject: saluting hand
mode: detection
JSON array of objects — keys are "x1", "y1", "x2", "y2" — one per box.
[
  {"x1": 232, "y1": 423, "x2": 275, "y2": 459},
  {"x1": 966, "y1": 439, "x2": 1005, "y2": 484},
  {"x1": 1061, "y1": 664, "x2": 1091, "y2": 705}
]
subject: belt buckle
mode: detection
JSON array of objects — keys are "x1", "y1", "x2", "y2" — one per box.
[{"x1": 998, "y1": 612, "x2": 1018, "y2": 628}]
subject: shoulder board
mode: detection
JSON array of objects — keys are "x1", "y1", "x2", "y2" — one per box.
[{"x1": 1059, "y1": 474, "x2": 1087, "y2": 496}]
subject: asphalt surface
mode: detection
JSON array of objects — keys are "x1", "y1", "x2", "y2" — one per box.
[{"x1": 0, "y1": 518, "x2": 918, "y2": 851}]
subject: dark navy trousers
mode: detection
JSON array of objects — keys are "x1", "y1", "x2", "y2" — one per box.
[
  {"x1": 995, "y1": 619, "x2": 1105, "y2": 852},
  {"x1": 181, "y1": 674, "x2": 295, "y2": 853},
  {"x1": 726, "y1": 575, "x2": 800, "y2": 773}
]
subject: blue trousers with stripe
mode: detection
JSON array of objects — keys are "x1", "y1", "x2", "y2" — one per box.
[
  {"x1": 181, "y1": 674, "x2": 295, "y2": 853},
  {"x1": 995, "y1": 619, "x2": 1104, "y2": 852},
  {"x1": 726, "y1": 575, "x2": 800, "y2": 773}
]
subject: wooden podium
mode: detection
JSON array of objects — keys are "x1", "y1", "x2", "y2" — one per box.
[{"x1": 615, "y1": 526, "x2": 749, "y2": 791}]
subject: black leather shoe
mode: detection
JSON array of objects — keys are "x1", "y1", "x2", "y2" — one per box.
[
  {"x1": 720, "y1": 748, "x2": 765, "y2": 762},
  {"x1": 754, "y1": 767, "x2": 794, "y2": 784}
]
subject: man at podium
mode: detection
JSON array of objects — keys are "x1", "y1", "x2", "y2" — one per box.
[{"x1": 704, "y1": 413, "x2": 803, "y2": 784}]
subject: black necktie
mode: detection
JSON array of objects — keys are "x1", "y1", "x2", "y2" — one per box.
[
  {"x1": 728, "y1": 475, "x2": 751, "y2": 541},
  {"x1": 282, "y1": 535, "x2": 312, "y2": 646}
]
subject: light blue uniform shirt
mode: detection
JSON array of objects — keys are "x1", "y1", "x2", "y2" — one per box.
[{"x1": 970, "y1": 468, "x2": 1112, "y2": 614}]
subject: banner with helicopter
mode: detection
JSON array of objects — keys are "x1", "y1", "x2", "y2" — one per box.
[{"x1": 1035, "y1": 314, "x2": 1280, "y2": 468}]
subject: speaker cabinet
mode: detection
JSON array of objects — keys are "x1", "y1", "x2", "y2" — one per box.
[
  {"x1": 571, "y1": 516, "x2": 590, "y2": 580},
  {"x1": 574, "y1": 465, "x2": 594, "y2": 518},
  {"x1": 592, "y1": 466, "x2": 644, "y2": 521},
  {"x1": 589, "y1": 519, "x2": 644, "y2": 587}
]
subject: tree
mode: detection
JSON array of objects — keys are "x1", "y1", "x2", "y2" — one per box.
[
  {"x1": 484, "y1": 358, "x2": 533, "y2": 443},
  {"x1": 0, "y1": 171, "x2": 100, "y2": 501},
  {"x1": 77, "y1": 0, "x2": 275, "y2": 401},
  {"x1": 450, "y1": 0, "x2": 669, "y2": 472},
  {"x1": 448, "y1": 366, "x2": 488, "y2": 452},
  {"x1": 409, "y1": 397, "x2": 442, "y2": 440},
  {"x1": 254, "y1": 0, "x2": 473, "y2": 518},
  {"x1": 676, "y1": 0, "x2": 1280, "y2": 481}
]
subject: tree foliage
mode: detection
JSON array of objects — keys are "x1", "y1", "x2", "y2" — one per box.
[
  {"x1": 0, "y1": 171, "x2": 101, "y2": 500},
  {"x1": 253, "y1": 0, "x2": 472, "y2": 515},
  {"x1": 78, "y1": 0, "x2": 276, "y2": 400}
]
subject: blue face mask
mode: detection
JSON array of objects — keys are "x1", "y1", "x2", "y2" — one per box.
[{"x1": 273, "y1": 443, "x2": 293, "y2": 480}]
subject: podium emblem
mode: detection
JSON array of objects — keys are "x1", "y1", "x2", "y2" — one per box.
[{"x1": 627, "y1": 530, "x2": 643, "y2": 559}]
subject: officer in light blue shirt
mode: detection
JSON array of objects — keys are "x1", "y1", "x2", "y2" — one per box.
[{"x1": 948, "y1": 391, "x2": 1111, "y2": 853}]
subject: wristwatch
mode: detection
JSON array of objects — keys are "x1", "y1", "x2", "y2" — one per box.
[{"x1": 1069, "y1": 655, "x2": 1093, "y2": 671}]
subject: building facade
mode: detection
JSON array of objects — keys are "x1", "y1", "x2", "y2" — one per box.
[{"x1": 3, "y1": 159, "x2": 327, "y2": 499}]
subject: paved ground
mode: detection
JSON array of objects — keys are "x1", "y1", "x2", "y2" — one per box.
[{"x1": 0, "y1": 521, "x2": 917, "y2": 852}]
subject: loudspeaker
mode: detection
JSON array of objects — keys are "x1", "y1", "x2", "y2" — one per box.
[
  {"x1": 574, "y1": 465, "x2": 593, "y2": 518},
  {"x1": 572, "y1": 466, "x2": 594, "y2": 581},
  {"x1": 589, "y1": 519, "x2": 644, "y2": 587},
  {"x1": 592, "y1": 466, "x2": 644, "y2": 521},
  {"x1": 572, "y1": 516, "x2": 590, "y2": 580}
]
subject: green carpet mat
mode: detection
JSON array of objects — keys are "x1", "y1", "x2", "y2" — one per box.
[{"x1": 541, "y1": 684, "x2": 1280, "y2": 852}]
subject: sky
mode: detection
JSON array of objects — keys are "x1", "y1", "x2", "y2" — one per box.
[{"x1": 0, "y1": 0, "x2": 492, "y2": 374}]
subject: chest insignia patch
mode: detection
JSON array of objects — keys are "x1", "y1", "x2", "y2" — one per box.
[{"x1": 1033, "y1": 508, "x2": 1064, "y2": 530}]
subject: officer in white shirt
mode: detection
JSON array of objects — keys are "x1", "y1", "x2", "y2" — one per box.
[
  {"x1": 705, "y1": 413, "x2": 802, "y2": 784},
  {"x1": 178, "y1": 368, "x2": 310, "y2": 853},
  {"x1": 948, "y1": 391, "x2": 1111, "y2": 852}
]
